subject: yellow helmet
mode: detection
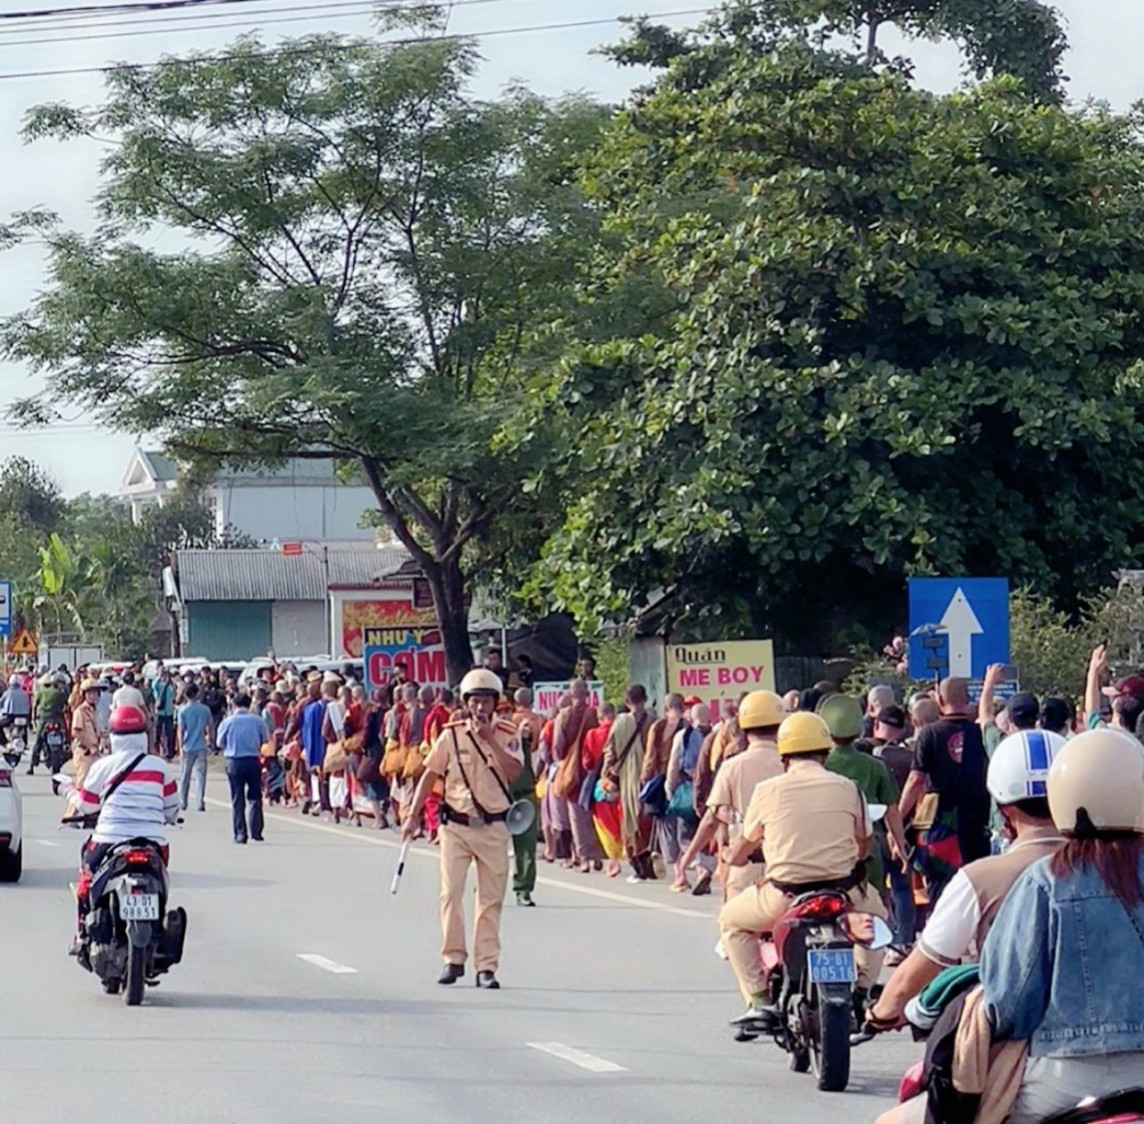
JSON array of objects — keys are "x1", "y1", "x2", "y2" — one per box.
[
  {"x1": 738, "y1": 690, "x2": 786, "y2": 732},
  {"x1": 777, "y1": 711, "x2": 833, "y2": 757}
]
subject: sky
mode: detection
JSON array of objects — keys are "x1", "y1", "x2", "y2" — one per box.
[{"x1": 0, "y1": 0, "x2": 1138, "y2": 497}]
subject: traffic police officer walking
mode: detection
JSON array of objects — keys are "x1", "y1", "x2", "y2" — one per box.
[{"x1": 404, "y1": 669, "x2": 524, "y2": 989}]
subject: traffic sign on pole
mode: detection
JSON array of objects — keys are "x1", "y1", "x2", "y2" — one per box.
[
  {"x1": 908, "y1": 578, "x2": 1009, "y2": 681},
  {"x1": 8, "y1": 627, "x2": 37, "y2": 657},
  {"x1": 0, "y1": 580, "x2": 10, "y2": 638}
]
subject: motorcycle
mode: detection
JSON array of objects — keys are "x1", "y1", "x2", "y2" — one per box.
[
  {"x1": 898, "y1": 1064, "x2": 1144, "y2": 1123},
  {"x1": 63, "y1": 811, "x2": 187, "y2": 1006},
  {"x1": 733, "y1": 802, "x2": 893, "y2": 1092},
  {"x1": 1047, "y1": 1089, "x2": 1144, "y2": 1122},
  {"x1": 3, "y1": 716, "x2": 30, "y2": 768},
  {"x1": 738, "y1": 888, "x2": 891, "y2": 1091},
  {"x1": 43, "y1": 721, "x2": 68, "y2": 774}
]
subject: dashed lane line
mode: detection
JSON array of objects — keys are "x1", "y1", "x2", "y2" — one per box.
[
  {"x1": 296, "y1": 953, "x2": 358, "y2": 974},
  {"x1": 526, "y1": 1042, "x2": 627, "y2": 1073}
]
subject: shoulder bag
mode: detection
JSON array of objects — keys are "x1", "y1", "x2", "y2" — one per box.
[
  {"x1": 551, "y1": 707, "x2": 589, "y2": 801},
  {"x1": 599, "y1": 718, "x2": 645, "y2": 804}
]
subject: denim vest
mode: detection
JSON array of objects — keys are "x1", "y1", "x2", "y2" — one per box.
[{"x1": 981, "y1": 851, "x2": 1144, "y2": 1058}]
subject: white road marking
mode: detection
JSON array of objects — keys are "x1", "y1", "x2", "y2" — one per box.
[
  {"x1": 205, "y1": 798, "x2": 710, "y2": 920},
  {"x1": 296, "y1": 953, "x2": 358, "y2": 975},
  {"x1": 526, "y1": 1042, "x2": 626, "y2": 1073},
  {"x1": 32, "y1": 838, "x2": 60, "y2": 848}
]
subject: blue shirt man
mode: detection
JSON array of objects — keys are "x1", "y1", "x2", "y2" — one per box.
[
  {"x1": 175, "y1": 682, "x2": 214, "y2": 813},
  {"x1": 177, "y1": 697, "x2": 213, "y2": 754},
  {"x1": 217, "y1": 707, "x2": 269, "y2": 759},
  {"x1": 217, "y1": 694, "x2": 268, "y2": 844}
]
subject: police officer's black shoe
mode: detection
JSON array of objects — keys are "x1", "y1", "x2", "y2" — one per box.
[
  {"x1": 437, "y1": 963, "x2": 465, "y2": 985},
  {"x1": 516, "y1": 892, "x2": 535, "y2": 907},
  {"x1": 475, "y1": 971, "x2": 500, "y2": 990}
]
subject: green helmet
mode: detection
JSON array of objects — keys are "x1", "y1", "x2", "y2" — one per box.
[{"x1": 816, "y1": 693, "x2": 864, "y2": 741}]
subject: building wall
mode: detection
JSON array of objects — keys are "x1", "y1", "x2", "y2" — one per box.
[
  {"x1": 185, "y1": 601, "x2": 272, "y2": 662},
  {"x1": 209, "y1": 483, "x2": 377, "y2": 543},
  {"x1": 271, "y1": 600, "x2": 328, "y2": 659},
  {"x1": 629, "y1": 637, "x2": 668, "y2": 714}
]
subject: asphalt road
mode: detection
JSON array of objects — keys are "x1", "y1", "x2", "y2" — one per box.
[{"x1": 1, "y1": 771, "x2": 919, "y2": 1124}]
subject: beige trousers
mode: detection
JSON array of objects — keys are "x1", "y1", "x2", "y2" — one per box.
[
  {"x1": 73, "y1": 747, "x2": 96, "y2": 788},
  {"x1": 439, "y1": 821, "x2": 510, "y2": 972},
  {"x1": 718, "y1": 880, "x2": 887, "y2": 1003},
  {"x1": 723, "y1": 861, "x2": 764, "y2": 901}
]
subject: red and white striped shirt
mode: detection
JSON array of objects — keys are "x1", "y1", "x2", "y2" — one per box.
[{"x1": 72, "y1": 745, "x2": 179, "y2": 844}]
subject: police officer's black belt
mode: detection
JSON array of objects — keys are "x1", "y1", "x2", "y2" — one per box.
[
  {"x1": 771, "y1": 874, "x2": 859, "y2": 896},
  {"x1": 441, "y1": 804, "x2": 508, "y2": 827}
]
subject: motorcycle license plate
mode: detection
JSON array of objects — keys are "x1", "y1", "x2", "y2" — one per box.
[
  {"x1": 807, "y1": 948, "x2": 857, "y2": 984},
  {"x1": 120, "y1": 894, "x2": 160, "y2": 921},
  {"x1": 47, "y1": 734, "x2": 63, "y2": 747}
]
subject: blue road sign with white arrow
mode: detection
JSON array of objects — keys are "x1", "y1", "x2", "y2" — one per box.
[
  {"x1": 908, "y1": 578, "x2": 1009, "y2": 681},
  {"x1": 0, "y1": 579, "x2": 10, "y2": 638}
]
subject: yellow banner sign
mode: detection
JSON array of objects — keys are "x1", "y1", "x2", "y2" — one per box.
[{"x1": 666, "y1": 639, "x2": 776, "y2": 715}]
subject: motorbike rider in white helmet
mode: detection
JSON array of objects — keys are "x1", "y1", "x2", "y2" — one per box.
[
  {"x1": 868, "y1": 729, "x2": 1066, "y2": 1035},
  {"x1": 977, "y1": 728, "x2": 1144, "y2": 1123}
]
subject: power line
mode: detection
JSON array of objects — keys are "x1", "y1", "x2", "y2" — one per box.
[
  {"x1": 0, "y1": 6, "x2": 715, "y2": 82},
  {"x1": 0, "y1": 0, "x2": 382, "y2": 47},
  {"x1": 0, "y1": 0, "x2": 314, "y2": 21},
  {"x1": 0, "y1": 0, "x2": 509, "y2": 35}
]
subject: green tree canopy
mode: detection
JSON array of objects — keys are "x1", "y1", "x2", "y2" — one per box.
[
  {"x1": 609, "y1": 0, "x2": 1068, "y2": 101},
  {"x1": 531, "y1": 23, "x2": 1144, "y2": 648},
  {"x1": 3, "y1": 9, "x2": 610, "y2": 680}
]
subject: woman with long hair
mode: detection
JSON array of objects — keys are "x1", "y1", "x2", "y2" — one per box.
[{"x1": 978, "y1": 727, "x2": 1144, "y2": 1121}]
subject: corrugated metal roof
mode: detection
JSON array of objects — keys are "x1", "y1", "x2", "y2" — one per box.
[
  {"x1": 326, "y1": 548, "x2": 410, "y2": 587},
  {"x1": 177, "y1": 550, "x2": 325, "y2": 601},
  {"x1": 176, "y1": 546, "x2": 412, "y2": 602}
]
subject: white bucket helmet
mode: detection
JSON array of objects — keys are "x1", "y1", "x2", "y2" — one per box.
[
  {"x1": 1048, "y1": 727, "x2": 1144, "y2": 835},
  {"x1": 988, "y1": 729, "x2": 1066, "y2": 807},
  {"x1": 459, "y1": 668, "x2": 503, "y2": 699}
]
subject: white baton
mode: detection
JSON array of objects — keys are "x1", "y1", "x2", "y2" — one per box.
[{"x1": 390, "y1": 840, "x2": 411, "y2": 895}]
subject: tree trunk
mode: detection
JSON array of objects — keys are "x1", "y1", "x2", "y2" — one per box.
[
  {"x1": 422, "y1": 554, "x2": 473, "y2": 686},
  {"x1": 358, "y1": 458, "x2": 480, "y2": 687},
  {"x1": 866, "y1": 6, "x2": 880, "y2": 62}
]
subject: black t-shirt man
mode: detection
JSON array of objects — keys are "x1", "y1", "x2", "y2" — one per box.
[{"x1": 912, "y1": 715, "x2": 990, "y2": 863}]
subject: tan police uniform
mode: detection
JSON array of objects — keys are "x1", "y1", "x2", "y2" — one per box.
[
  {"x1": 718, "y1": 758, "x2": 887, "y2": 1003},
  {"x1": 705, "y1": 738, "x2": 784, "y2": 898},
  {"x1": 423, "y1": 716, "x2": 523, "y2": 973},
  {"x1": 71, "y1": 701, "x2": 101, "y2": 787}
]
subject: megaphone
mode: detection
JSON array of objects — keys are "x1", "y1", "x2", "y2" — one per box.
[{"x1": 505, "y1": 799, "x2": 536, "y2": 837}]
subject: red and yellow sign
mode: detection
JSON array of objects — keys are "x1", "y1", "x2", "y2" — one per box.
[
  {"x1": 340, "y1": 598, "x2": 437, "y2": 658},
  {"x1": 341, "y1": 597, "x2": 446, "y2": 689}
]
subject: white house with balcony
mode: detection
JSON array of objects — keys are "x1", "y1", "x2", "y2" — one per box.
[{"x1": 119, "y1": 447, "x2": 378, "y2": 543}]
